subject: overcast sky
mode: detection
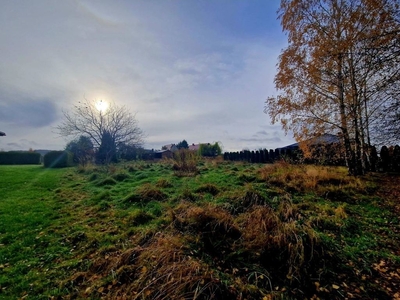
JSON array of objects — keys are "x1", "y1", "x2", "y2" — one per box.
[{"x1": 0, "y1": 0, "x2": 295, "y2": 152}]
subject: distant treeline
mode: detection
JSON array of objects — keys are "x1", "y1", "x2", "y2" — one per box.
[{"x1": 223, "y1": 145, "x2": 400, "y2": 173}]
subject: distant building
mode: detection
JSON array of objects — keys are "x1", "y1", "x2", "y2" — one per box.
[
  {"x1": 154, "y1": 150, "x2": 174, "y2": 159},
  {"x1": 162, "y1": 144, "x2": 178, "y2": 152},
  {"x1": 278, "y1": 134, "x2": 341, "y2": 151},
  {"x1": 188, "y1": 143, "x2": 211, "y2": 151}
]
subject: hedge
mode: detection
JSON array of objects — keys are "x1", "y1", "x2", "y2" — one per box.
[
  {"x1": 43, "y1": 151, "x2": 73, "y2": 168},
  {"x1": 0, "y1": 152, "x2": 41, "y2": 165}
]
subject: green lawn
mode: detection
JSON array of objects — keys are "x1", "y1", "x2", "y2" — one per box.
[{"x1": 0, "y1": 165, "x2": 72, "y2": 298}]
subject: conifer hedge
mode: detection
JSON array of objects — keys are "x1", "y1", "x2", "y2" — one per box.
[{"x1": 0, "y1": 152, "x2": 41, "y2": 165}]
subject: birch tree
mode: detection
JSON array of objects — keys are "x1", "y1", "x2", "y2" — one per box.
[{"x1": 265, "y1": 0, "x2": 400, "y2": 175}]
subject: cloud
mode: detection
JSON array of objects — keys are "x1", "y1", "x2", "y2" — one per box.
[
  {"x1": 0, "y1": 97, "x2": 58, "y2": 127},
  {"x1": 256, "y1": 130, "x2": 269, "y2": 136}
]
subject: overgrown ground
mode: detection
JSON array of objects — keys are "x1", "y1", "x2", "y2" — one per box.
[{"x1": 0, "y1": 159, "x2": 400, "y2": 299}]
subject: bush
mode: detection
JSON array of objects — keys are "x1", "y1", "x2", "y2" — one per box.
[
  {"x1": 198, "y1": 142, "x2": 222, "y2": 157},
  {"x1": 172, "y1": 149, "x2": 199, "y2": 176},
  {"x1": 0, "y1": 151, "x2": 41, "y2": 165},
  {"x1": 43, "y1": 151, "x2": 72, "y2": 168}
]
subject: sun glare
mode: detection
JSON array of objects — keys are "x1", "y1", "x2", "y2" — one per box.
[{"x1": 95, "y1": 100, "x2": 109, "y2": 112}]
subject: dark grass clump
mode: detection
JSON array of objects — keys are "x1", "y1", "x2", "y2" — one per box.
[
  {"x1": 172, "y1": 202, "x2": 241, "y2": 256},
  {"x1": 194, "y1": 183, "x2": 220, "y2": 196},
  {"x1": 176, "y1": 189, "x2": 199, "y2": 202},
  {"x1": 128, "y1": 210, "x2": 154, "y2": 226},
  {"x1": 236, "y1": 202, "x2": 319, "y2": 282},
  {"x1": 96, "y1": 177, "x2": 118, "y2": 187},
  {"x1": 93, "y1": 191, "x2": 112, "y2": 203},
  {"x1": 88, "y1": 173, "x2": 99, "y2": 181},
  {"x1": 112, "y1": 172, "x2": 131, "y2": 182},
  {"x1": 155, "y1": 178, "x2": 173, "y2": 188},
  {"x1": 221, "y1": 187, "x2": 270, "y2": 214},
  {"x1": 122, "y1": 184, "x2": 167, "y2": 205}
]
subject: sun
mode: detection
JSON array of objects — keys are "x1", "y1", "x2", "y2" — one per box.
[{"x1": 95, "y1": 100, "x2": 109, "y2": 113}]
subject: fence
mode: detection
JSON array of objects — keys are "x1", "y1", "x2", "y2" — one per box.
[{"x1": 223, "y1": 145, "x2": 400, "y2": 172}]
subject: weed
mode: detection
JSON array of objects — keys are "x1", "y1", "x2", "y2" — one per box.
[{"x1": 171, "y1": 149, "x2": 200, "y2": 176}]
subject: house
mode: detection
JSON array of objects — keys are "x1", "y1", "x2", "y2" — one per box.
[
  {"x1": 188, "y1": 143, "x2": 211, "y2": 151},
  {"x1": 279, "y1": 134, "x2": 341, "y2": 151},
  {"x1": 188, "y1": 143, "x2": 200, "y2": 151},
  {"x1": 279, "y1": 133, "x2": 344, "y2": 165},
  {"x1": 162, "y1": 144, "x2": 178, "y2": 152},
  {"x1": 154, "y1": 150, "x2": 173, "y2": 159}
]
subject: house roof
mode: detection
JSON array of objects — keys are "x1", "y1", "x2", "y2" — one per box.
[
  {"x1": 188, "y1": 143, "x2": 211, "y2": 151},
  {"x1": 162, "y1": 144, "x2": 178, "y2": 151},
  {"x1": 188, "y1": 143, "x2": 200, "y2": 151},
  {"x1": 156, "y1": 150, "x2": 172, "y2": 154},
  {"x1": 279, "y1": 134, "x2": 340, "y2": 150}
]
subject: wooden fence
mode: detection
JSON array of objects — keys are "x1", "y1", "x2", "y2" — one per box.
[{"x1": 223, "y1": 145, "x2": 400, "y2": 172}]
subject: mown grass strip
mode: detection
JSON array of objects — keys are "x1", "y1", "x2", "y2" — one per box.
[{"x1": 0, "y1": 166, "x2": 72, "y2": 298}]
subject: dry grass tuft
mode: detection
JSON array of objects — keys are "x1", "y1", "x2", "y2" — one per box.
[
  {"x1": 77, "y1": 234, "x2": 226, "y2": 299},
  {"x1": 259, "y1": 162, "x2": 366, "y2": 196},
  {"x1": 129, "y1": 233, "x2": 225, "y2": 299},
  {"x1": 170, "y1": 149, "x2": 200, "y2": 176},
  {"x1": 195, "y1": 183, "x2": 220, "y2": 196},
  {"x1": 155, "y1": 178, "x2": 173, "y2": 188},
  {"x1": 172, "y1": 202, "x2": 241, "y2": 241},
  {"x1": 237, "y1": 202, "x2": 318, "y2": 280}
]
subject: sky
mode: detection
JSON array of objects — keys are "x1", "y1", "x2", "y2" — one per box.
[{"x1": 0, "y1": 0, "x2": 296, "y2": 152}]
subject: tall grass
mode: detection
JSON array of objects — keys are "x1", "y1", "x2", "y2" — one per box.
[{"x1": 170, "y1": 149, "x2": 200, "y2": 176}]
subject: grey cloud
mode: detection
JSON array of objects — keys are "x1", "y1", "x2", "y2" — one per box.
[
  {"x1": 0, "y1": 98, "x2": 58, "y2": 127},
  {"x1": 239, "y1": 136, "x2": 282, "y2": 143},
  {"x1": 6, "y1": 143, "x2": 21, "y2": 148},
  {"x1": 256, "y1": 130, "x2": 269, "y2": 136}
]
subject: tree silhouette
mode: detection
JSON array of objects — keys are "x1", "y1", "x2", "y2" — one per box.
[{"x1": 57, "y1": 99, "x2": 144, "y2": 164}]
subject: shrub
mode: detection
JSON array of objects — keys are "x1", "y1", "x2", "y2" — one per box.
[
  {"x1": 198, "y1": 142, "x2": 222, "y2": 157},
  {"x1": 171, "y1": 149, "x2": 200, "y2": 176},
  {"x1": 0, "y1": 151, "x2": 41, "y2": 165},
  {"x1": 43, "y1": 151, "x2": 72, "y2": 168}
]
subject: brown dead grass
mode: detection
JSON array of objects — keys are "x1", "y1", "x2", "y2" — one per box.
[
  {"x1": 259, "y1": 162, "x2": 366, "y2": 196},
  {"x1": 170, "y1": 149, "x2": 200, "y2": 176},
  {"x1": 237, "y1": 199, "x2": 318, "y2": 280},
  {"x1": 61, "y1": 199, "x2": 320, "y2": 299}
]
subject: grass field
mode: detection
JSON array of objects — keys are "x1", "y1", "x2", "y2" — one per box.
[{"x1": 0, "y1": 160, "x2": 400, "y2": 299}]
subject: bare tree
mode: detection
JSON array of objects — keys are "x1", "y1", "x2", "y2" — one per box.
[{"x1": 56, "y1": 99, "x2": 145, "y2": 160}]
